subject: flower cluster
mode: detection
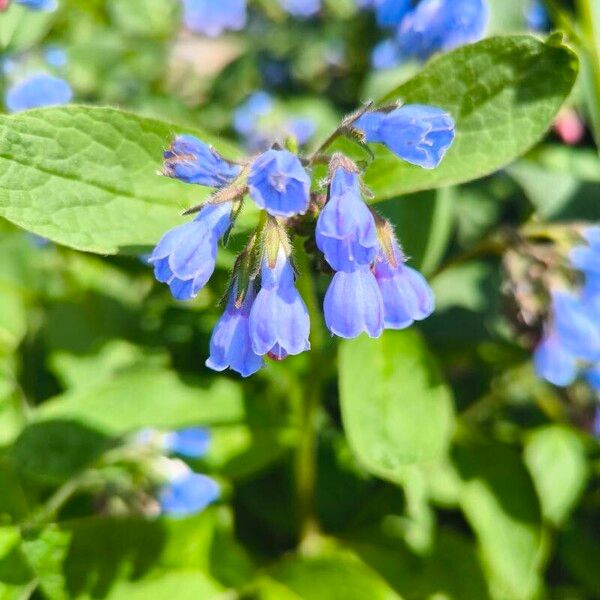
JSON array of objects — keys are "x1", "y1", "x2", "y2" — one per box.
[
  {"x1": 366, "y1": 0, "x2": 489, "y2": 70},
  {"x1": 534, "y1": 228, "x2": 600, "y2": 391},
  {"x1": 151, "y1": 101, "x2": 454, "y2": 378}
]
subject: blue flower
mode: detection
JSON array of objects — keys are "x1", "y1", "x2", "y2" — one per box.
[
  {"x1": 5, "y1": 73, "x2": 72, "y2": 113},
  {"x1": 249, "y1": 248, "x2": 311, "y2": 357},
  {"x1": 149, "y1": 203, "x2": 232, "y2": 301},
  {"x1": 15, "y1": 0, "x2": 56, "y2": 10},
  {"x1": 396, "y1": 0, "x2": 488, "y2": 60},
  {"x1": 159, "y1": 469, "x2": 219, "y2": 516},
  {"x1": 525, "y1": 1, "x2": 550, "y2": 32},
  {"x1": 182, "y1": 0, "x2": 246, "y2": 37},
  {"x1": 163, "y1": 135, "x2": 241, "y2": 188},
  {"x1": 280, "y1": 0, "x2": 320, "y2": 18},
  {"x1": 374, "y1": 0, "x2": 412, "y2": 27},
  {"x1": 164, "y1": 428, "x2": 211, "y2": 458},
  {"x1": 316, "y1": 164, "x2": 378, "y2": 272},
  {"x1": 324, "y1": 267, "x2": 384, "y2": 339},
  {"x1": 286, "y1": 117, "x2": 316, "y2": 146},
  {"x1": 206, "y1": 282, "x2": 264, "y2": 377},
  {"x1": 534, "y1": 330, "x2": 578, "y2": 387},
  {"x1": 248, "y1": 149, "x2": 311, "y2": 217},
  {"x1": 371, "y1": 39, "x2": 403, "y2": 70},
  {"x1": 374, "y1": 242, "x2": 435, "y2": 329},
  {"x1": 355, "y1": 105, "x2": 455, "y2": 169},
  {"x1": 233, "y1": 91, "x2": 274, "y2": 138},
  {"x1": 586, "y1": 364, "x2": 600, "y2": 393},
  {"x1": 44, "y1": 46, "x2": 68, "y2": 68},
  {"x1": 552, "y1": 291, "x2": 600, "y2": 361}
]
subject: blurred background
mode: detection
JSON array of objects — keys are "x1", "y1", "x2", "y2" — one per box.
[{"x1": 0, "y1": 0, "x2": 600, "y2": 599}]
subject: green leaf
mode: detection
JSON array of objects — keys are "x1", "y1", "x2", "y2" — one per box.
[
  {"x1": 0, "y1": 527, "x2": 35, "y2": 600},
  {"x1": 559, "y1": 521, "x2": 600, "y2": 597},
  {"x1": 365, "y1": 35, "x2": 579, "y2": 200},
  {"x1": 0, "y1": 2, "x2": 55, "y2": 51},
  {"x1": 524, "y1": 425, "x2": 588, "y2": 527},
  {"x1": 0, "y1": 106, "x2": 237, "y2": 255},
  {"x1": 339, "y1": 330, "x2": 455, "y2": 482},
  {"x1": 455, "y1": 441, "x2": 544, "y2": 600}
]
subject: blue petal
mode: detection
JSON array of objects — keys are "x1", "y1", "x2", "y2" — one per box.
[
  {"x1": 165, "y1": 428, "x2": 211, "y2": 458},
  {"x1": 159, "y1": 473, "x2": 219, "y2": 516},
  {"x1": 15, "y1": 0, "x2": 56, "y2": 10},
  {"x1": 6, "y1": 73, "x2": 72, "y2": 113},
  {"x1": 182, "y1": 0, "x2": 246, "y2": 36},
  {"x1": 585, "y1": 364, "x2": 600, "y2": 392},
  {"x1": 534, "y1": 332, "x2": 578, "y2": 387},
  {"x1": 375, "y1": 0, "x2": 412, "y2": 27},
  {"x1": 570, "y1": 246, "x2": 600, "y2": 277},
  {"x1": 324, "y1": 268, "x2": 384, "y2": 339}
]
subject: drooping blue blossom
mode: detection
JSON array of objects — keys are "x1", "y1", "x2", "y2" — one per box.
[
  {"x1": 159, "y1": 467, "x2": 219, "y2": 516},
  {"x1": 525, "y1": 0, "x2": 550, "y2": 32},
  {"x1": 164, "y1": 428, "x2": 211, "y2": 458},
  {"x1": 373, "y1": 241, "x2": 435, "y2": 329},
  {"x1": 324, "y1": 267, "x2": 384, "y2": 339},
  {"x1": 5, "y1": 73, "x2": 72, "y2": 113},
  {"x1": 182, "y1": 0, "x2": 247, "y2": 37},
  {"x1": 149, "y1": 203, "x2": 232, "y2": 301},
  {"x1": 316, "y1": 163, "x2": 378, "y2": 272},
  {"x1": 279, "y1": 0, "x2": 320, "y2": 18},
  {"x1": 249, "y1": 248, "x2": 311, "y2": 357},
  {"x1": 163, "y1": 135, "x2": 241, "y2": 188},
  {"x1": 355, "y1": 105, "x2": 455, "y2": 169},
  {"x1": 206, "y1": 282, "x2": 265, "y2": 377},
  {"x1": 15, "y1": 0, "x2": 57, "y2": 10},
  {"x1": 396, "y1": 0, "x2": 489, "y2": 61},
  {"x1": 248, "y1": 149, "x2": 311, "y2": 217},
  {"x1": 534, "y1": 330, "x2": 579, "y2": 387}
]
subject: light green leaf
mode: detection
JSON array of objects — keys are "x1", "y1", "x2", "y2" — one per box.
[
  {"x1": 365, "y1": 35, "x2": 578, "y2": 200},
  {"x1": 524, "y1": 425, "x2": 588, "y2": 526},
  {"x1": 339, "y1": 330, "x2": 455, "y2": 482},
  {"x1": 0, "y1": 2, "x2": 55, "y2": 51},
  {"x1": 0, "y1": 107, "x2": 237, "y2": 254},
  {"x1": 0, "y1": 526, "x2": 35, "y2": 600}
]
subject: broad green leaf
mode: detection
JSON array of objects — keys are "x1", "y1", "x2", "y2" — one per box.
[
  {"x1": 365, "y1": 35, "x2": 578, "y2": 200},
  {"x1": 0, "y1": 106, "x2": 237, "y2": 254},
  {"x1": 339, "y1": 330, "x2": 455, "y2": 481},
  {"x1": 524, "y1": 425, "x2": 588, "y2": 526},
  {"x1": 455, "y1": 441, "x2": 544, "y2": 600},
  {"x1": 0, "y1": 2, "x2": 55, "y2": 51},
  {"x1": 0, "y1": 527, "x2": 35, "y2": 600}
]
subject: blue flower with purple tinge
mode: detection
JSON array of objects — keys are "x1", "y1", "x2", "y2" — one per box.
[
  {"x1": 280, "y1": 0, "x2": 320, "y2": 18},
  {"x1": 248, "y1": 149, "x2": 311, "y2": 217},
  {"x1": 534, "y1": 330, "x2": 578, "y2": 387},
  {"x1": 159, "y1": 465, "x2": 219, "y2": 516},
  {"x1": 324, "y1": 267, "x2": 384, "y2": 339},
  {"x1": 15, "y1": 0, "x2": 56, "y2": 10},
  {"x1": 374, "y1": 240, "x2": 435, "y2": 329},
  {"x1": 164, "y1": 428, "x2": 211, "y2": 458},
  {"x1": 148, "y1": 203, "x2": 232, "y2": 301},
  {"x1": 206, "y1": 282, "x2": 264, "y2": 377},
  {"x1": 249, "y1": 248, "x2": 311, "y2": 358},
  {"x1": 182, "y1": 0, "x2": 246, "y2": 37},
  {"x1": 163, "y1": 135, "x2": 241, "y2": 188},
  {"x1": 355, "y1": 105, "x2": 455, "y2": 169},
  {"x1": 316, "y1": 162, "x2": 378, "y2": 272},
  {"x1": 5, "y1": 73, "x2": 72, "y2": 113}
]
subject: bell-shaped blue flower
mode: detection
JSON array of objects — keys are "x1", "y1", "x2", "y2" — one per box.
[
  {"x1": 248, "y1": 149, "x2": 311, "y2": 217},
  {"x1": 552, "y1": 291, "x2": 600, "y2": 361},
  {"x1": 206, "y1": 283, "x2": 264, "y2": 377},
  {"x1": 15, "y1": 0, "x2": 56, "y2": 10},
  {"x1": 316, "y1": 164, "x2": 378, "y2": 273},
  {"x1": 163, "y1": 135, "x2": 241, "y2": 188},
  {"x1": 182, "y1": 0, "x2": 247, "y2": 37},
  {"x1": 280, "y1": 0, "x2": 320, "y2": 18},
  {"x1": 374, "y1": 243, "x2": 435, "y2": 329},
  {"x1": 533, "y1": 331, "x2": 578, "y2": 387},
  {"x1": 396, "y1": 0, "x2": 489, "y2": 61},
  {"x1": 5, "y1": 73, "x2": 72, "y2": 113},
  {"x1": 149, "y1": 203, "x2": 232, "y2": 301},
  {"x1": 324, "y1": 267, "x2": 384, "y2": 339},
  {"x1": 164, "y1": 428, "x2": 211, "y2": 458},
  {"x1": 159, "y1": 467, "x2": 219, "y2": 517},
  {"x1": 355, "y1": 105, "x2": 455, "y2": 169},
  {"x1": 249, "y1": 249, "x2": 311, "y2": 357}
]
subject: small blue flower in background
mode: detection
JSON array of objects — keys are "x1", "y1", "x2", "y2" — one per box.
[
  {"x1": 249, "y1": 248, "x2": 311, "y2": 359},
  {"x1": 15, "y1": 0, "x2": 57, "y2": 10},
  {"x1": 206, "y1": 282, "x2": 264, "y2": 377},
  {"x1": 355, "y1": 105, "x2": 455, "y2": 169},
  {"x1": 148, "y1": 203, "x2": 232, "y2": 301},
  {"x1": 248, "y1": 149, "x2": 311, "y2": 218},
  {"x1": 5, "y1": 73, "x2": 72, "y2": 113},
  {"x1": 233, "y1": 91, "x2": 274, "y2": 139},
  {"x1": 371, "y1": 38, "x2": 404, "y2": 70},
  {"x1": 525, "y1": 0, "x2": 550, "y2": 32},
  {"x1": 286, "y1": 117, "x2": 317, "y2": 147},
  {"x1": 163, "y1": 135, "x2": 241, "y2": 187},
  {"x1": 324, "y1": 267, "x2": 384, "y2": 339},
  {"x1": 374, "y1": 240, "x2": 435, "y2": 329},
  {"x1": 164, "y1": 427, "x2": 211, "y2": 458},
  {"x1": 280, "y1": 0, "x2": 321, "y2": 18},
  {"x1": 316, "y1": 162, "x2": 378, "y2": 273},
  {"x1": 396, "y1": 0, "x2": 489, "y2": 61},
  {"x1": 182, "y1": 0, "x2": 247, "y2": 37},
  {"x1": 159, "y1": 465, "x2": 220, "y2": 517},
  {"x1": 44, "y1": 45, "x2": 68, "y2": 69},
  {"x1": 534, "y1": 330, "x2": 578, "y2": 387}
]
